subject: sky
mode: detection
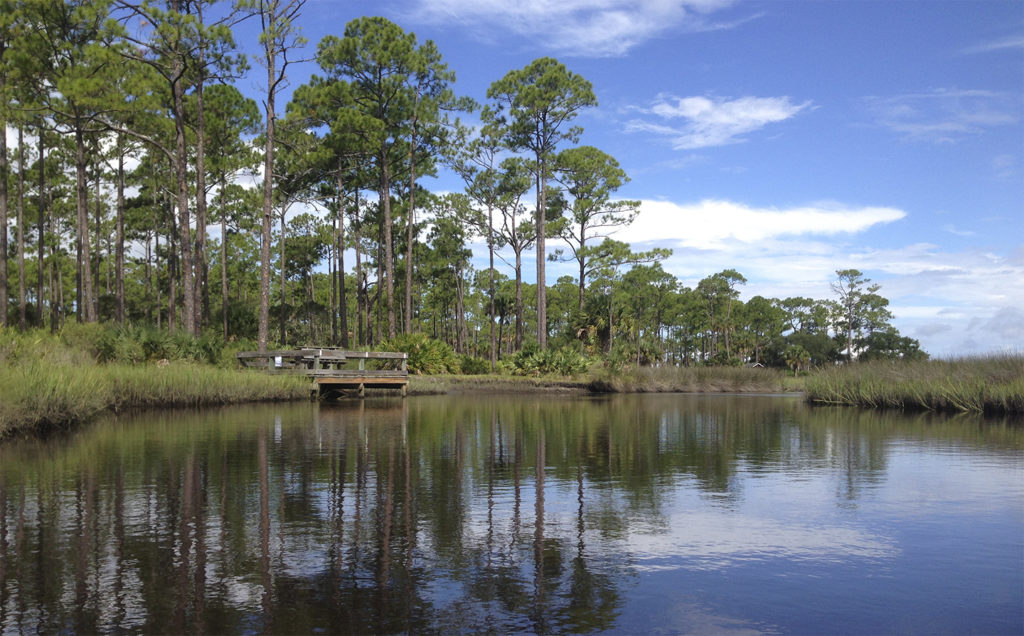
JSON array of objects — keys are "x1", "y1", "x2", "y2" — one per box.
[{"x1": 234, "y1": 0, "x2": 1023, "y2": 356}]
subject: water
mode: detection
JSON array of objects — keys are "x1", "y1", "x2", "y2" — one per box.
[{"x1": 1, "y1": 394, "x2": 1021, "y2": 634}]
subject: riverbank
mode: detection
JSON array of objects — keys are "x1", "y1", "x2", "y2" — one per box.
[
  {"x1": 805, "y1": 355, "x2": 1024, "y2": 415},
  {"x1": 0, "y1": 362, "x2": 310, "y2": 439},
  {"x1": 406, "y1": 364, "x2": 787, "y2": 395},
  {"x1": 4, "y1": 326, "x2": 1018, "y2": 438}
]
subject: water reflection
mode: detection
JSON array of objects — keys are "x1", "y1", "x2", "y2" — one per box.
[{"x1": 0, "y1": 395, "x2": 1021, "y2": 634}]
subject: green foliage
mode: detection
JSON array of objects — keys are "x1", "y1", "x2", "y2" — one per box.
[
  {"x1": 59, "y1": 322, "x2": 109, "y2": 358},
  {"x1": 508, "y1": 343, "x2": 590, "y2": 377},
  {"x1": 88, "y1": 326, "x2": 225, "y2": 365},
  {"x1": 458, "y1": 355, "x2": 490, "y2": 375},
  {"x1": 383, "y1": 332, "x2": 459, "y2": 375},
  {"x1": 858, "y1": 329, "x2": 929, "y2": 362}
]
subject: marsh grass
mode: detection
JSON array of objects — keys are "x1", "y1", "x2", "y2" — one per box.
[
  {"x1": 0, "y1": 327, "x2": 310, "y2": 439},
  {"x1": 805, "y1": 355, "x2": 1024, "y2": 414},
  {"x1": 587, "y1": 365, "x2": 785, "y2": 393},
  {"x1": 408, "y1": 374, "x2": 589, "y2": 395}
]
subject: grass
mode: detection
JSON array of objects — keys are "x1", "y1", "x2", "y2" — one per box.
[
  {"x1": 804, "y1": 355, "x2": 1024, "y2": 414},
  {"x1": 0, "y1": 362, "x2": 310, "y2": 439},
  {"x1": 0, "y1": 327, "x2": 311, "y2": 439},
  {"x1": 409, "y1": 365, "x2": 787, "y2": 396},
  {"x1": 586, "y1": 364, "x2": 786, "y2": 394},
  {"x1": 408, "y1": 373, "x2": 590, "y2": 395}
]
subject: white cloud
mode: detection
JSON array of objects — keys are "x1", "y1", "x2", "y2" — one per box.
[
  {"x1": 617, "y1": 199, "x2": 904, "y2": 249},
  {"x1": 942, "y1": 224, "x2": 975, "y2": 237},
  {"x1": 961, "y1": 34, "x2": 1024, "y2": 55},
  {"x1": 408, "y1": 0, "x2": 740, "y2": 57},
  {"x1": 471, "y1": 195, "x2": 1022, "y2": 356},
  {"x1": 605, "y1": 199, "x2": 1022, "y2": 356},
  {"x1": 626, "y1": 95, "x2": 811, "y2": 149},
  {"x1": 991, "y1": 154, "x2": 1018, "y2": 180},
  {"x1": 864, "y1": 89, "x2": 1019, "y2": 143}
]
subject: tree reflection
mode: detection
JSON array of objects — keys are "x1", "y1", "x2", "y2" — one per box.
[{"x1": 0, "y1": 398, "x2": 1019, "y2": 633}]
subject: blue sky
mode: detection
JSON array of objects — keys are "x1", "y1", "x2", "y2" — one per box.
[{"x1": 235, "y1": 0, "x2": 1023, "y2": 356}]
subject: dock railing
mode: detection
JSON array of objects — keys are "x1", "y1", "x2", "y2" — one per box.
[{"x1": 237, "y1": 348, "x2": 409, "y2": 397}]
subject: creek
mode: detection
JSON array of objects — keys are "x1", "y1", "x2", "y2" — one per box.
[{"x1": 1, "y1": 394, "x2": 1021, "y2": 634}]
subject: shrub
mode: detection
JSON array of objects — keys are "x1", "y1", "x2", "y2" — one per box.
[
  {"x1": 509, "y1": 344, "x2": 590, "y2": 377},
  {"x1": 59, "y1": 322, "x2": 108, "y2": 358},
  {"x1": 459, "y1": 355, "x2": 490, "y2": 375},
  {"x1": 383, "y1": 333, "x2": 459, "y2": 374}
]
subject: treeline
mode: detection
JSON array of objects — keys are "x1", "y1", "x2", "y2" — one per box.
[{"x1": 0, "y1": 1, "x2": 924, "y2": 370}]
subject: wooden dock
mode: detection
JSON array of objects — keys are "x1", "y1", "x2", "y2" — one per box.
[{"x1": 237, "y1": 348, "x2": 409, "y2": 399}]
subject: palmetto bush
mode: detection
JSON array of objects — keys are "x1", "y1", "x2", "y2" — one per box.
[
  {"x1": 383, "y1": 332, "x2": 459, "y2": 374},
  {"x1": 508, "y1": 344, "x2": 591, "y2": 377}
]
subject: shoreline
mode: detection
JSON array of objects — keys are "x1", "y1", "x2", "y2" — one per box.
[{"x1": 4, "y1": 358, "x2": 1019, "y2": 441}]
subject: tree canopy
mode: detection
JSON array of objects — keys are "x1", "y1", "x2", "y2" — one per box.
[{"x1": 0, "y1": 4, "x2": 925, "y2": 370}]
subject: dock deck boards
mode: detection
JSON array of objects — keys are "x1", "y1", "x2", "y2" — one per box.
[{"x1": 237, "y1": 348, "x2": 409, "y2": 398}]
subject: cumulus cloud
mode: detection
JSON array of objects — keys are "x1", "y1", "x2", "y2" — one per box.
[
  {"x1": 476, "y1": 195, "x2": 1021, "y2": 356},
  {"x1": 616, "y1": 199, "x2": 904, "y2": 249},
  {"x1": 864, "y1": 89, "x2": 1019, "y2": 143},
  {"x1": 626, "y1": 94, "x2": 811, "y2": 149},
  {"x1": 408, "y1": 0, "x2": 740, "y2": 57}
]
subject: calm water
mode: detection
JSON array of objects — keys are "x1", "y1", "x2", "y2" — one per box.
[{"x1": 1, "y1": 395, "x2": 1021, "y2": 634}]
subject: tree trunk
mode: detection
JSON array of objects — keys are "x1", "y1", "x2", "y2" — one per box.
[
  {"x1": 577, "y1": 242, "x2": 586, "y2": 314},
  {"x1": 194, "y1": 11, "x2": 208, "y2": 332},
  {"x1": 94, "y1": 166, "x2": 102, "y2": 317},
  {"x1": 536, "y1": 161, "x2": 547, "y2": 349},
  {"x1": 455, "y1": 263, "x2": 466, "y2": 353},
  {"x1": 488, "y1": 205, "x2": 496, "y2": 369},
  {"x1": 172, "y1": 60, "x2": 195, "y2": 335},
  {"x1": 55, "y1": 258, "x2": 63, "y2": 331},
  {"x1": 307, "y1": 268, "x2": 314, "y2": 344},
  {"x1": 280, "y1": 211, "x2": 286, "y2": 346},
  {"x1": 17, "y1": 126, "x2": 26, "y2": 330},
  {"x1": 354, "y1": 198, "x2": 363, "y2": 346},
  {"x1": 220, "y1": 176, "x2": 229, "y2": 340},
  {"x1": 608, "y1": 287, "x2": 615, "y2": 352},
  {"x1": 330, "y1": 214, "x2": 337, "y2": 344},
  {"x1": 404, "y1": 117, "x2": 418, "y2": 335},
  {"x1": 375, "y1": 237, "x2": 384, "y2": 345},
  {"x1": 48, "y1": 254, "x2": 56, "y2": 333},
  {"x1": 514, "y1": 249, "x2": 523, "y2": 351},
  {"x1": 75, "y1": 125, "x2": 95, "y2": 323},
  {"x1": 0, "y1": 87, "x2": 7, "y2": 326},
  {"x1": 337, "y1": 170, "x2": 349, "y2": 347},
  {"x1": 37, "y1": 128, "x2": 46, "y2": 328},
  {"x1": 380, "y1": 149, "x2": 396, "y2": 339},
  {"x1": 116, "y1": 138, "x2": 125, "y2": 325},
  {"x1": 258, "y1": 43, "x2": 275, "y2": 352},
  {"x1": 167, "y1": 192, "x2": 177, "y2": 332}
]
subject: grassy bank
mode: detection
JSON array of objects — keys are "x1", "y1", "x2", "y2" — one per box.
[
  {"x1": 0, "y1": 326, "x2": 312, "y2": 439},
  {"x1": 0, "y1": 362, "x2": 310, "y2": 439},
  {"x1": 408, "y1": 374, "x2": 591, "y2": 395},
  {"x1": 804, "y1": 355, "x2": 1024, "y2": 414},
  {"x1": 587, "y1": 364, "x2": 785, "y2": 393},
  {"x1": 408, "y1": 365, "x2": 786, "y2": 395}
]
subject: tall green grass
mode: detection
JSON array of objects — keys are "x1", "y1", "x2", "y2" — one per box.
[
  {"x1": 0, "y1": 327, "x2": 310, "y2": 439},
  {"x1": 587, "y1": 365, "x2": 784, "y2": 393},
  {"x1": 804, "y1": 355, "x2": 1024, "y2": 414}
]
